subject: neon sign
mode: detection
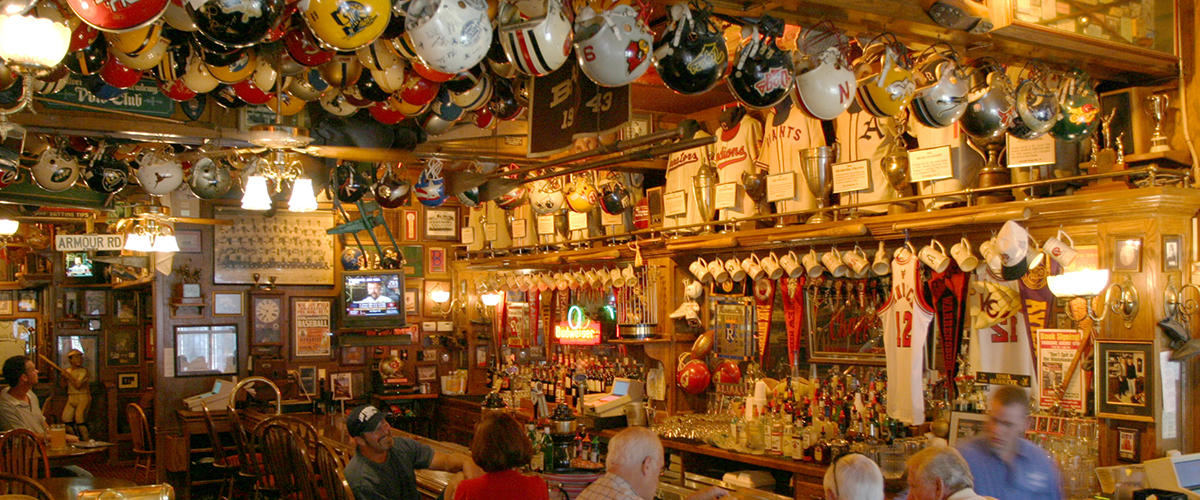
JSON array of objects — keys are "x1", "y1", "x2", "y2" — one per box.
[{"x1": 555, "y1": 305, "x2": 601, "y2": 345}]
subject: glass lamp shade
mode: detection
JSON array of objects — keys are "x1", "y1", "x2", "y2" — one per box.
[
  {"x1": 0, "y1": 219, "x2": 18, "y2": 236},
  {"x1": 0, "y1": 14, "x2": 70, "y2": 74},
  {"x1": 152, "y1": 234, "x2": 180, "y2": 253},
  {"x1": 124, "y1": 233, "x2": 153, "y2": 252},
  {"x1": 480, "y1": 292, "x2": 502, "y2": 306},
  {"x1": 241, "y1": 175, "x2": 272, "y2": 210},
  {"x1": 1047, "y1": 269, "x2": 1110, "y2": 298},
  {"x1": 288, "y1": 177, "x2": 318, "y2": 212},
  {"x1": 430, "y1": 290, "x2": 451, "y2": 303}
]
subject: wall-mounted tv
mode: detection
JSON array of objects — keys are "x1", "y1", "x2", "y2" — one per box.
[
  {"x1": 61, "y1": 251, "x2": 109, "y2": 284},
  {"x1": 340, "y1": 270, "x2": 407, "y2": 330}
]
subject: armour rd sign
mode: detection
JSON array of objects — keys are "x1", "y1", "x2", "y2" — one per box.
[{"x1": 56, "y1": 234, "x2": 127, "y2": 252}]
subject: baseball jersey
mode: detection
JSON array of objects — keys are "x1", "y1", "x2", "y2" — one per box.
[
  {"x1": 909, "y1": 120, "x2": 983, "y2": 208},
  {"x1": 712, "y1": 115, "x2": 762, "y2": 222},
  {"x1": 969, "y1": 266, "x2": 1037, "y2": 394},
  {"x1": 834, "y1": 109, "x2": 898, "y2": 215},
  {"x1": 663, "y1": 130, "x2": 713, "y2": 232},
  {"x1": 879, "y1": 249, "x2": 934, "y2": 425},
  {"x1": 757, "y1": 104, "x2": 825, "y2": 214}
]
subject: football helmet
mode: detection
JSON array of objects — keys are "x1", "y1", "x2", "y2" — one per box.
[
  {"x1": 320, "y1": 90, "x2": 360, "y2": 116},
  {"x1": 232, "y1": 56, "x2": 278, "y2": 104},
  {"x1": 0, "y1": 147, "x2": 18, "y2": 189},
  {"x1": 83, "y1": 156, "x2": 131, "y2": 194},
  {"x1": 488, "y1": 72, "x2": 523, "y2": 120},
  {"x1": 910, "y1": 47, "x2": 968, "y2": 128},
  {"x1": 727, "y1": 17, "x2": 793, "y2": 109},
  {"x1": 105, "y1": 21, "x2": 164, "y2": 57},
  {"x1": 794, "y1": 46, "x2": 856, "y2": 120},
  {"x1": 573, "y1": 4, "x2": 652, "y2": 87},
  {"x1": 652, "y1": 1, "x2": 726, "y2": 95},
  {"x1": 598, "y1": 173, "x2": 631, "y2": 215},
  {"x1": 527, "y1": 176, "x2": 564, "y2": 215},
  {"x1": 356, "y1": 38, "x2": 401, "y2": 71},
  {"x1": 99, "y1": 52, "x2": 144, "y2": 89},
  {"x1": 284, "y1": 26, "x2": 335, "y2": 67},
  {"x1": 302, "y1": 0, "x2": 392, "y2": 51},
  {"x1": 564, "y1": 174, "x2": 598, "y2": 212},
  {"x1": 64, "y1": 36, "x2": 107, "y2": 76},
  {"x1": 449, "y1": 72, "x2": 491, "y2": 110},
  {"x1": 854, "y1": 36, "x2": 915, "y2": 118},
  {"x1": 320, "y1": 53, "x2": 363, "y2": 90},
  {"x1": 333, "y1": 161, "x2": 372, "y2": 202},
  {"x1": 1049, "y1": 68, "x2": 1098, "y2": 143},
  {"x1": 414, "y1": 160, "x2": 447, "y2": 207},
  {"x1": 31, "y1": 148, "x2": 81, "y2": 192},
  {"x1": 354, "y1": 69, "x2": 393, "y2": 101},
  {"x1": 288, "y1": 67, "x2": 332, "y2": 100},
  {"x1": 405, "y1": 0, "x2": 492, "y2": 74},
  {"x1": 422, "y1": 112, "x2": 458, "y2": 136},
  {"x1": 207, "y1": 49, "x2": 258, "y2": 83},
  {"x1": 180, "y1": 55, "x2": 220, "y2": 93},
  {"x1": 114, "y1": 33, "x2": 171, "y2": 70},
  {"x1": 186, "y1": 157, "x2": 234, "y2": 199},
  {"x1": 1008, "y1": 70, "x2": 1058, "y2": 140},
  {"x1": 189, "y1": 0, "x2": 285, "y2": 48},
  {"x1": 374, "y1": 163, "x2": 411, "y2": 208},
  {"x1": 135, "y1": 148, "x2": 185, "y2": 196},
  {"x1": 959, "y1": 61, "x2": 1015, "y2": 140},
  {"x1": 498, "y1": 0, "x2": 572, "y2": 77}
]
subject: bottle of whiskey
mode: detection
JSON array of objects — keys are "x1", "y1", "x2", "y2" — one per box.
[{"x1": 814, "y1": 428, "x2": 831, "y2": 466}]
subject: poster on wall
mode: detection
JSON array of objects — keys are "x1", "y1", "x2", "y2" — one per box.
[
  {"x1": 1036, "y1": 328, "x2": 1086, "y2": 412},
  {"x1": 293, "y1": 298, "x2": 332, "y2": 358},
  {"x1": 214, "y1": 208, "x2": 335, "y2": 285}
]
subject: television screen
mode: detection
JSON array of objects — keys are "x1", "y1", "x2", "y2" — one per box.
[
  {"x1": 343, "y1": 272, "x2": 403, "y2": 317},
  {"x1": 65, "y1": 252, "x2": 93, "y2": 278}
]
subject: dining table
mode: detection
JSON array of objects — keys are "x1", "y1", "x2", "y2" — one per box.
[
  {"x1": 36, "y1": 477, "x2": 136, "y2": 500},
  {"x1": 46, "y1": 442, "x2": 114, "y2": 469}
]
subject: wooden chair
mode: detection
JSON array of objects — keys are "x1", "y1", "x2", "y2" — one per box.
[
  {"x1": 126, "y1": 403, "x2": 156, "y2": 485},
  {"x1": 0, "y1": 429, "x2": 50, "y2": 479},
  {"x1": 257, "y1": 419, "x2": 318, "y2": 500},
  {"x1": 227, "y1": 406, "x2": 272, "y2": 500},
  {"x1": 312, "y1": 442, "x2": 353, "y2": 500},
  {"x1": 201, "y1": 402, "x2": 241, "y2": 500},
  {"x1": 0, "y1": 472, "x2": 54, "y2": 500}
]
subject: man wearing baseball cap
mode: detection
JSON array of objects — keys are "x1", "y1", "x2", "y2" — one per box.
[{"x1": 344, "y1": 404, "x2": 483, "y2": 500}]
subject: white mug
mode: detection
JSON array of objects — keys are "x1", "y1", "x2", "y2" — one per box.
[
  {"x1": 918, "y1": 239, "x2": 951, "y2": 273},
  {"x1": 762, "y1": 252, "x2": 784, "y2": 280},
  {"x1": 979, "y1": 238, "x2": 1003, "y2": 272},
  {"x1": 689, "y1": 258, "x2": 712, "y2": 284},
  {"x1": 709, "y1": 257, "x2": 730, "y2": 283},
  {"x1": 844, "y1": 246, "x2": 870, "y2": 275},
  {"x1": 742, "y1": 255, "x2": 765, "y2": 282},
  {"x1": 622, "y1": 264, "x2": 637, "y2": 286},
  {"x1": 950, "y1": 237, "x2": 979, "y2": 272},
  {"x1": 822, "y1": 247, "x2": 848, "y2": 277},
  {"x1": 872, "y1": 241, "x2": 891, "y2": 275},
  {"x1": 781, "y1": 250, "x2": 805, "y2": 278},
  {"x1": 610, "y1": 267, "x2": 626, "y2": 287},
  {"x1": 538, "y1": 273, "x2": 553, "y2": 291},
  {"x1": 505, "y1": 273, "x2": 518, "y2": 289},
  {"x1": 1042, "y1": 229, "x2": 1077, "y2": 267},
  {"x1": 599, "y1": 269, "x2": 614, "y2": 287},
  {"x1": 895, "y1": 241, "x2": 916, "y2": 261},
  {"x1": 800, "y1": 249, "x2": 823, "y2": 278},
  {"x1": 684, "y1": 279, "x2": 704, "y2": 299},
  {"x1": 726, "y1": 258, "x2": 747, "y2": 282},
  {"x1": 586, "y1": 269, "x2": 603, "y2": 287}
]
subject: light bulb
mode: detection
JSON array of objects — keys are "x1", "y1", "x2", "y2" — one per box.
[
  {"x1": 288, "y1": 178, "x2": 318, "y2": 212},
  {"x1": 241, "y1": 175, "x2": 272, "y2": 211},
  {"x1": 152, "y1": 235, "x2": 180, "y2": 253},
  {"x1": 0, "y1": 219, "x2": 18, "y2": 236},
  {"x1": 431, "y1": 290, "x2": 451, "y2": 304},
  {"x1": 124, "y1": 233, "x2": 153, "y2": 252}
]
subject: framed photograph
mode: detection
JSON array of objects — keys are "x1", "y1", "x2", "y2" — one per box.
[
  {"x1": 213, "y1": 291, "x2": 244, "y2": 316},
  {"x1": 1118, "y1": 427, "x2": 1140, "y2": 462},
  {"x1": 1048, "y1": 416, "x2": 1062, "y2": 434},
  {"x1": 250, "y1": 292, "x2": 285, "y2": 346},
  {"x1": 0, "y1": 290, "x2": 12, "y2": 315},
  {"x1": 113, "y1": 291, "x2": 139, "y2": 325},
  {"x1": 475, "y1": 345, "x2": 488, "y2": 368},
  {"x1": 948, "y1": 411, "x2": 989, "y2": 446},
  {"x1": 213, "y1": 208, "x2": 335, "y2": 285},
  {"x1": 330, "y1": 372, "x2": 353, "y2": 400},
  {"x1": 403, "y1": 209, "x2": 420, "y2": 240},
  {"x1": 176, "y1": 229, "x2": 202, "y2": 254},
  {"x1": 292, "y1": 297, "x2": 333, "y2": 359},
  {"x1": 298, "y1": 366, "x2": 317, "y2": 398},
  {"x1": 1036, "y1": 416, "x2": 1049, "y2": 432},
  {"x1": 341, "y1": 346, "x2": 366, "y2": 365},
  {"x1": 404, "y1": 287, "x2": 421, "y2": 315},
  {"x1": 1113, "y1": 237, "x2": 1142, "y2": 272},
  {"x1": 107, "y1": 328, "x2": 141, "y2": 366},
  {"x1": 17, "y1": 290, "x2": 37, "y2": 312},
  {"x1": 1163, "y1": 234, "x2": 1183, "y2": 272},
  {"x1": 83, "y1": 290, "x2": 105, "y2": 316},
  {"x1": 423, "y1": 207, "x2": 460, "y2": 241},
  {"x1": 417, "y1": 365, "x2": 437, "y2": 382},
  {"x1": 428, "y1": 247, "x2": 447, "y2": 275},
  {"x1": 401, "y1": 246, "x2": 424, "y2": 277},
  {"x1": 144, "y1": 323, "x2": 155, "y2": 361},
  {"x1": 118, "y1": 373, "x2": 139, "y2": 390},
  {"x1": 1097, "y1": 339, "x2": 1154, "y2": 422}
]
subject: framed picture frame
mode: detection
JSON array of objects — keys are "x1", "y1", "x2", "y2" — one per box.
[
  {"x1": 83, "y1": 290, "x2": 105, "y2": 316},
  {"x1": 402, "y1": 246, "x2": 424, "y2": 277},
  {"x1": 475, "y1": 345, "x2": 488, "y2": 368},
  {"x1": 427, "y1": 247, "x2": 447, "y2": 275},
  {"x1": 0, "y1": 290, "x2": 12, "y2": 315},
  {"x1": 331, "y1": 372, "x2": 353, "y2": 400},
  {"x1": 423, "y1": 207, "x2": 460, "y2": 241},
  {"x1": 292, "y1": 297, "x2": 333, "y2": 359},
  {"x1": 417, "y1": 365, "x2": 437, "y2": 382},
  {"x1": 213, "y1": 208, "x2": 336, "y2": 285},
  {"x1": 1113, "y1": 237, "x2": 1142, "y2": 272},
  {"x1": 176, "y1": 229, "x2": 202, "y2": 254},
  {"x1": 341, "y1": 345, "x2": 366, "y2": 365},
  {"x1": 118, "y1": 373, "x2": 139, "y2": 390},
  {"x1": 113, "y1": 291, "x2": 139, "y2": 325},
  {"x1": 144, "y1": 323, "x2": 155, "y2": 361},
  {"x1": 403, "y1": 209, "x2": 420, "y2": 240},
  {"x1": 1097, "y1": 339, "x2": 1154, "y2": 422},
  {"x1": 17, "y1": 290, "x2": 37, "y2": 312},
  {"x1": 404, "y1": 287, "x2": 421, "y2": 315},
  {"x1": 948, "y1": 411, "x2": 989, "y2": 446},
  {"x1": 250, "y1": 292, "x2": 285, "y2": 346},
  {"x1": 298, "y1": 366, "x2": 317, "y2": 398},
  {"x1": 1117, "y1": 427, "x2": 1141, "y2": 462},
  {"x1": 213, "y1": 291, "x2": 244, "y2": 316},
  {"x1": 107, "y1": 327, "x2": 141, "y2": 366},
  {"x1": 1163, "y1": 234, "x2": 1183, "y2": 272}
]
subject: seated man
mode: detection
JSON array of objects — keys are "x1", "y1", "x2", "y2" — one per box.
[
  {"x1": 824, "y1": 453, "x2": 884, "y2": 500},
  {"x1": 344, "y1": 405, "x2": 482, "y2": 500},
  {"x1": 907, "y1": 445, "x2": 996, "y2": 500},
  {"x1": 1, "y1": 355, "x2": 89, "y2": 477},
  {"x1": 578, "y1": 426, "x2": 728, "y2": 500}
]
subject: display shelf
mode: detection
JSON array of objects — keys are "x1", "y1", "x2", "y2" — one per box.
[
  {"x1": 112, "y1": 276, "x2": 153, "y2": 290},
  {"x1": 338, "y1": 333, "x2": 414, "y2": 347}
]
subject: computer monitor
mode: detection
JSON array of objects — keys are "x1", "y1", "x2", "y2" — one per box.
[{"x1": 1145, "y1": 453, "x2": 1200, "y2": 500}]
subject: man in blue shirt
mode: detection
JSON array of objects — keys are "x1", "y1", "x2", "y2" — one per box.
[{"x1": 957, "y1": 386, "x2": 1062, "y2": 500}]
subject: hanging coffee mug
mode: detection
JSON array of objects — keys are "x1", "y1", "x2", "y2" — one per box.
[
  {"x1": 918, "y1": 239, "x2": 951, "y2": 273},
  {"x1": 950, "y1": 237, "x2": 979, "y2": 272},
  {"x1": 726, "y1": 258, "x2": 747, "y2": 282},
  {"x1": 709, "y1": 257, "x2": 730, "y2": 283},
  {"x1": 743, "y1": 255, "x2": 765, "y2": 282},
  {"x1": 979, "y1": 238, "x2": 1003, "y2": 273},
  {"x1": 872, "y1": 241, "x2": 891, "y2": 275},
  {"x1": 780, "y1": 250, "x2": 804, "y2": 278},
  {"x1": 844, "y1": 246, "x2": 870, "y2": 275},
  {"x1": 762, "y1": 252, "x2": 783, "y2": 280},
  {"x1": 822, "y1": 247, "x2": 848, "y2": 277},
  {"x1": 800, "y1": 249, "x2": 823, "y2": 278},
  {"x1": 689, "y1": 258, "x2": 712, "y2": 284},
  {"x1": 1042, "y1": 230, "x2": 1077, "y2": 267}
]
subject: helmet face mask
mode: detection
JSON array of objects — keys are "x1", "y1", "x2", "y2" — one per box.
[{"x1": 653, "y1": 2, "x2": 727, "y2": 95}]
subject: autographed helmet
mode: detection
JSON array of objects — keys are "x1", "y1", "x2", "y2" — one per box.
[
  {"x1": 573, "y1": 5, "x2": 652, "y2": 87},
  {"x1": 405, "y1": 0, "x2": 492, "y2": 74},
  {"x1": 303, "y1": 0, "x2": 392, "y2": 51},
  {"x1": 727, "y1": 17, "x2": 793, "y2": 109},
  {"x1": 527, "y1": 177, "x2": 564, "y2": 215},
  {"x1": 653, "y1": 2, "x2": 726, "y2": 95},
  {"x1": 186, "y1": 157, "x2": 234, "y2": 199}
]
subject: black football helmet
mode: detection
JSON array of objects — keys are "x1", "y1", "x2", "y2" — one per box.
[
  {"x1": 727, "y1": 16, "x2": 793, "y2": 109},
  {"x1": 653, "y1": 1, "x2": 727, "y2": 95}
]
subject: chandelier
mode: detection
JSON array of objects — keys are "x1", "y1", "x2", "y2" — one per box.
[
  {"x1": 119, "y1": 205, "x2": 180, "y2": 253},
  {"x1": 0, "y1": 11, "x2": 70, "y2": 77},
  {"x1": 240, "y1": 134, "x2": 318, "y2": 212}
]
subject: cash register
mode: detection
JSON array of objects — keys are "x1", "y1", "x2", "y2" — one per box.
[
  {"x1": 184, "y1": 378, "x2": 235, "y2": 411},
  {"x1": 1145, "y1": 453, "x2": 1200, "y2": 500},
  {"x1": 583, "y1": 378, "x2": 645, "y2": 417}
]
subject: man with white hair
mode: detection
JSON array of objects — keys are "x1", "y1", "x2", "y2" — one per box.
[
  {"x1": 577, "y1": 427, "x2": 728, "y2": 500},
  {"x1": 906, "y1": 445, "x2": 995, "y2": 500},
  {"x1": 824, "y1": 454, "x2": 884, "y2": 500}
]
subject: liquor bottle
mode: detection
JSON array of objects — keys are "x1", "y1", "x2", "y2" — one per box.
[
  {"x1": 790, "y1": 412, "x2": 804, "y2": 461},
  {"x1": 769, "y1": 402, "x2": 783, "y2": 455},
  {"x1": 528, "y1": 424, "x2": 545, "y2": 472},
  {"x1": 814, "y1": 429, "x2": 831, "y2": 466},
  {"x1": 541, "y1": 428, "x2": 555, "y2": 471},
  {"x1": 747, "y1": 407, "x2": 765, "y2": 454},
  {"x1": 780, "y1": 406, "x2": 794, "y2": 458}
]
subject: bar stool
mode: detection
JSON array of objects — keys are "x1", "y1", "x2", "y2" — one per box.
[{"x1": 201, "y1": 402, "x2": 240, "y2": 500}]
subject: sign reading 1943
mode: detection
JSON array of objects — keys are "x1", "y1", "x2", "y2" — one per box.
[{"x1": 55, "y1": 234, "x2": 126, "y2": 252}]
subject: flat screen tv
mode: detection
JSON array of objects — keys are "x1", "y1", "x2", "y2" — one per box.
[{"x1": 340, "y1": 270, "x2": 407, "y2": 330}]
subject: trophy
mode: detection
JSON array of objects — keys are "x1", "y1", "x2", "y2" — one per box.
[
  {"x1": 800, "y1": 146, "x2": 837, "y2": 224},
  {"x1": 741, "y1": 168, "x2": 768, "y2": 218},
  {"x1": 967, "y1": 134, "x2": 1011, "y2": 205},
  {"x1": 692, "y1": 160, "x2": 718, "y2": 234},
  {"x1": 1146, "y1": 93, "x2": 1170, "y2": 152}
]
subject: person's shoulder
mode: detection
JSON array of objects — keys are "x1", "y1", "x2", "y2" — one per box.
[
  {"x1": 1019, "y1": 439, "x2": 1058, "y2": 465},
  {"x1": 956, "y1": 435, "x2": 988, "y2": 454}
]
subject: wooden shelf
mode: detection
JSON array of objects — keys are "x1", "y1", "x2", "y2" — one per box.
[
  {"x1": 338, "y1": 333, "x2": 414, "y2": 347},
  {"x1": 112, "y1": 277, "x2": 152, "y2": 290}
]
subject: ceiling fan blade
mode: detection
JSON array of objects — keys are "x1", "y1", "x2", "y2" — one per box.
[
  {"x1": 172, "y1": 216, "x2": 234, "y2": 226},
  {"x1": 477, "y1": 178, "x2": 523, "y2": 203},
  {"x1": 444, "y1": 170, "x2": 489, "y2": 197},
  {"x1": 302, "y1": 146, "x2": 421, "y2": 163},
  {"x1": 177, "y1": 147, "x2": 266, "y2": 162}
]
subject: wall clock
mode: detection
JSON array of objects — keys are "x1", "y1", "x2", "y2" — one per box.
[{"x1": 249, "y1": 292, "x2": 285, "y2": 346}]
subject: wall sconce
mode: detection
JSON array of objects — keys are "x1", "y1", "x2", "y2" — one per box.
[
  {"x1": 0, "y1": 218, "x2": 18, "y2": 259},
  {"x1": 1162, "y1": 275, "x2": 1200, "y2": 323},
  {"x1": 1047, "y1": 269, "x2": 1139, "y2": 328},
  {"x1": 1162, "y1": 275, "x2": 1200, "y2": 361},
  {"x1": 477, "y1": 276, "x2": 502, "y2": 320},
  {"x1": 430, "y1": 282, "x2": 451, "y2": 316}
]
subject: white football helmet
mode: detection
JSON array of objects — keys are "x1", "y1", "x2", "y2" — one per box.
[
  {"x1": 498, "y1": 0, "x2": 572, "y2": 77},
  {"x1": 405, "y1": 0, "x2": 493, "y2": 74},
  {"x1": 794, "y1": 47, "x2": 856, "y2": 120},
  {"x1": 573, "y1": 5, "x2": 652, "y2": 87}
]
